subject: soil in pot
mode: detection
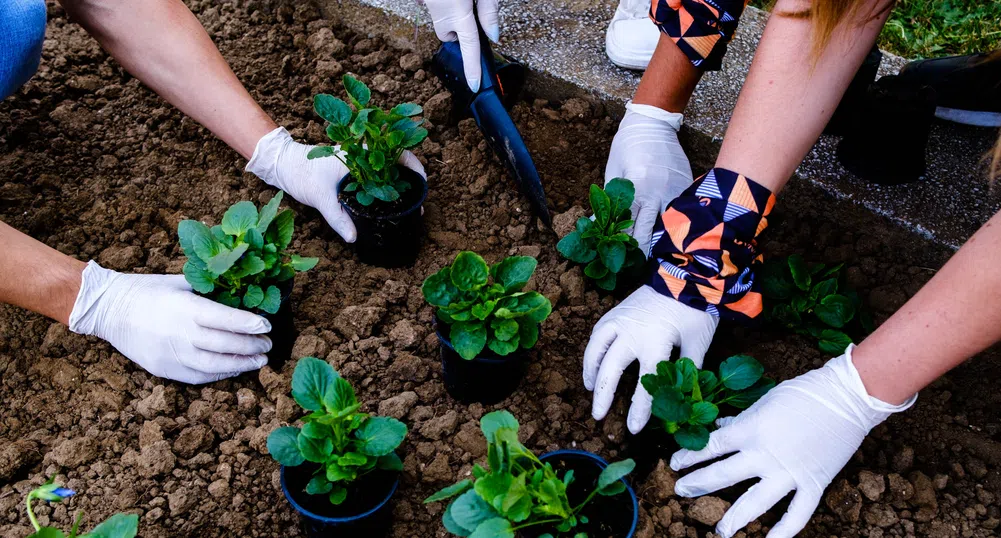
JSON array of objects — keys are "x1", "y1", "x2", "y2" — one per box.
[
  {"x1": 533, "y1": 451, "x2": 638, "y2": 538},
  {"x1": 281, "y1": 463, "x2": 399, "y2": 537},
  {"x1": 436, "y1": 325, "x2": 528, "y2": 404},
  {"x1": 338, "y1": 165, "x2": 427, "y2": 268}
]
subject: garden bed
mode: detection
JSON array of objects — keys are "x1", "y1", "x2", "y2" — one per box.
[{"x1": 1, "y1": 1, "x2": 1000, "y2": 537}]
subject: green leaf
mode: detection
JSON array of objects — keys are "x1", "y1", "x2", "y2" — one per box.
[
  {"x1": 300, "y1": 421, "x2": 330, "y2": 439},
  {"x1": 243, "y1": 285, "x2": 264, "y2": 308},
  {"x1": 480, "y1": 410, "x2": 519, "y2": 444},
  {"x1": 266, "y1": 426, "x2": 305, "y2": 466},
  {"x1": 674, "y1": 424, "x2": 710, "y2": 451},
  {"x1": 338, "y1": 452, "x2": 369, "y2": 467},
  {"x1": 474, "y1": 472, "x2": 513, "y2": 510},
  {"x1": 451, "y1": 321, "x2": 487, "y2": 360},
  {"x1": 259, "y1": 285, "x2": 282, "y2": 314},
  {"x1": 470, "y1": 300, "x2": 497, "y2": 320},
  {"x1": 470, "y1": 518, "x2": 514, "y2": 538},
  {"x1": 595, "y1": 271, "x2": 617, "y2": 291},
  {"x1": 342, "y1": 74, "x2": 371, "y2": 105},
  {"x1": 487, "y1": 337, "x2": 519, "y2": 356},
  {"x1": 719, "y1": 355, "x2": 765, "y2": 391},
  {"x1": 425, "y1": 480, "x2": 473, "y2": 503},
  {"x1": 329, "y1": 485, "x2": 347, "y2": 505},
  {"x1": 355, "y1": 416, "x2": 408, "y2": 456},
  {"x1": 221, "y1": 201, "x2": 259, "y2": 235},
  {"x1": 584, "y1": 259, "x2": 608, "y2": 279},
  {"x1": 422, "y1": 267, "x2": 460, "y2": 307},
  {"x1": 814, "y1": 294, "x2": 856, "y2": 328},
  {"x1": 597, "y1": 240, "x2": 627, "y2": 273},
  {"x1": 557, "y1": 231, "x2": 597, "y2": 264},
  {"x1": 675, "y1": 358, "x2": 699, "y2": 391},
  {"x1": 491, "y1": 318, "x2": 519, "y2": 341},
  {"x1": 355, "y1": 191, "x2": 375, "y2": 206},
  {"x1": 651, "y1": 387, "x2": 691, "y2": 423},
  {"x1": 307, "y1": 146, "x2": 337, "y2": 160},
  {"x1": 306, "y1": 475, "x2": 333, "y2": 495},
  {"x1": 298, "y1": 431, "x2": 333, "y2": 462},
  {"x1": 809, "y1": 277, "x2": 839, "y2": 303},
  {"x1": 291, "y1": 357, "x2": 335, "y2": 411},
  {"x1": 325, "y1": 375, "x2": 358, "y2": 412},
  {"x1": 29, "y1": 528, "x2": 66, "y2": 538},
  {"x1": 291, "y1": 255, "x2": 319, "y2": 271},
  {"x1": 450, "y1": 252, "x2": 490, "y2": 291},
  {"x1": 698, "y1": 370, "x2": 719, "y2": 395},
  {"x1": 726, "y1": 377, "x2": 776, "y2": 409},
  {"x1": 83, "y1": 513, "x2": 139, "y2": 538},
  {"x1": 369, "y1": 150, "x2": 386, "y2": 171},
  {"x1": 451, "y1": 490, "x2": 499, "y2": 532},
  {"x1": 788, "y1": 254, "x2": 811, "y2": 291},
  {"x1": 517, "y1": 319, "x2": 539, "y2": 349},
  {"x1": 493, "y1": 256, "x2": 537, "y2": 292},
  {"x1": 589, "y1": 184, "x2": 612, "y2": 225},
  {"x1": 604, "y1": 178, "x2": 635, "y2": 219},
  {"x1": 690, "y1": 402, "x2": 719, "y2": 425},
  {"x1": 444, "y1": 502, "x2": 473, "y2": 537},
  {"x1": 178, "y1": 219, "x2": 218, "y2": 261},
  {"x1": 314, "y1": 94, "x2": 353, "y2": 126},
  {"x1": 376, "y1": 452, "x2": 404, "y2": 471},
  {"x1": 818, "y1": 329, "x2": 853, "y2": 355},
  {"x1": 391, "y1": 103, "x2": 423, "y2": 116},
  {"x1": 597, "y1": 459, "x2": 635, "y2": 492},
  {"x1": 206, "y1": 243, "x2": 249, "y2": 276},
  {"x1": 269, "y1": 209, "x2": 295, "y2": 250},
  {"x1": 244, "y1": 228, "x2": 265, "y2": 251},
  {"x1": 214, "y1": 290, "x2": 241, "y2": 308},
  {"x1": 183, "y1": 260, "x2": 215, "y2": 294},
  {"x1": 401, "y1": 127, "x2": 428, "y2": 148}
]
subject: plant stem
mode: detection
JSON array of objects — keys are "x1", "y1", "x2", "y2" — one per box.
[
  {"x1": 26, "y1": 494, "x2": 40, "y2": 532},
  {"x1": 511, "y1": 517, "x2": 565, "y2": 531},
  {"x1": 571, "y1": 488, "x2": 600, "y2": 514}
]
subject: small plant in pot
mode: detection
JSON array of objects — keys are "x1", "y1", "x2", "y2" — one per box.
[
  {"x1": 177, "y1": 191, "x2": 318, "y2": 368},
  {"x1": 557, "y1": 178, "x2": 645, "y2": 292},
  {"x1": 307, "y1": 74, "x2": 429, "y2": 268},
  {"x1": 425, "y1": 410, "x2": 638, "y2": 538},
  {"x1": 421, "y1": 251, "x2": 552, "y2": 404},
  {"x1": 267, "y1": 357, "x2": 407, "y2": 536},
  {"x1": 24, "y1": 478, "x2": 139, "y2": 537}
]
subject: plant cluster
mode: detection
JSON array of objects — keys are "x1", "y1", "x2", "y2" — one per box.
[
  {"x1": 24, "y1": 479, "x2": 138, "y2": 538},
  {"x1": 759, "y1": 254, "x2": 873, "y2": 355},
  {"x1": 422, "y1": 252, "x2": 552, "y2": 360},
  {"x1": 307, "y1": 74, "x2": 428, "y2": 206},
  {"x1": 425, "y1": 411, "x2": 634, "y2": 538},
  {"x1": 267, "y1": 357, "x2": 407, "y2": 506},
  {"x1": 178, "y1": 191, "x2": 318, "y2": 314},
  {"x1": 643, "y1": 356, "x2": 775, "y2": 451},
  {"x1": 557, "y1": 179, "x2": 645, "y2": 291}
]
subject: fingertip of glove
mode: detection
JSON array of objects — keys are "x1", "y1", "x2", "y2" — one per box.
[{"x1": 485, "y1": 26, "x2": 500, "y2": 43}]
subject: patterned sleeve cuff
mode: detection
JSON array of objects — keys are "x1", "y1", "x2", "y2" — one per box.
[{"x1": 646, "y1": 168, "x2": 776, "y2": 322}]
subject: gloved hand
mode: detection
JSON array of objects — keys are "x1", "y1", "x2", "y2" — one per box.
[
  {"x1": 584, "y1": 285, "x2": 718, "y2": 434},
  {"x1": 605, "y1": 102, "x2": 694, "y2": 256},
  {"x1": 69, "y1": 261, "x2": 273, "y2": 385},
  {"x1": 671, "y1": 346, "x2": 917, "y2": 538},
  {"x1": 246, "y1": 127, "x2": 427, "y2": 243},
  {"x1": 423, "y1": 0, "x2": 500, "y2": 92}
]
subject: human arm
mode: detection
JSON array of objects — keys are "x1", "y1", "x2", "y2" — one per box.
[{"x1": 0, "y1": 219, "x2": 272, "y2": 384}]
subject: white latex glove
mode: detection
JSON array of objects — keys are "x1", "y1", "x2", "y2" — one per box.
[
  {"x1": 605, "y1": 102, "x2": 694, "y2": 257},
  {"x1": 584, "y1": 285, "x2": 718, "y2": 434},
  {"x1": 423, "y1": 0, "x2": 500, "y2": 92},
  {"x1": 69, "y1": 261, "x2": 273, "y2": 385},
  {"x1": 246, "y1": 127, "x2": 427, "y2": 243},
  {"x1": 671, "y1": 346, "x2": 917, "y2": 538}
]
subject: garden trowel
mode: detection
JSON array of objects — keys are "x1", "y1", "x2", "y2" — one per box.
[{"x1": 429, "y1": 17, "x2": 552, "y2": 228}]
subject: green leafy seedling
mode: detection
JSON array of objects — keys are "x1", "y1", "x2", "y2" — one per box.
[
  {"x1": 24, "y1": 478, "x2": 138, "y2": 538},
  {"x1": 422, "y1": 251, "x2": 553, "y2": 360},
  {"x1": 759, "y1": 254, "x2": 873, "y2": 355},
  {"x1": 307, "y1": 74, "x2": 428, "y2": 206},
  {"x1": 557, "y1": 178, "x2": 645, "y2": 291},
  {"x1": 643, "y1": 356, "x2": 775, "y2": 451},
  {"x1": 177, "y1": 191, "x2": 318, "y2": 315},
  {"x1": 425, "y1": 410, "x2": 635, "y2": 537},
  {"x1": 267, "y1": 357, "x2": 407, "y2": 506}
]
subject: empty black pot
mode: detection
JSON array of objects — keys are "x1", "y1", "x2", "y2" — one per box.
[
  {"x1": 534, "y1": 450, "x2": 638, "y2": 538},
  {"x1": 337, "y1": 166, "x2": 427, "y2": 268},
  {"x1": 280, "y1": 463, "x2": 399, "y2": 537},
  {"x1": 437, "y1": 325, "x2": 528, "y2": 404}
]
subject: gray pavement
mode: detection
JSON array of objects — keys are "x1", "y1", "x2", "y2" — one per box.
[{"x1": 320, "y1": 0, "x2": 1000, "y2": 248}]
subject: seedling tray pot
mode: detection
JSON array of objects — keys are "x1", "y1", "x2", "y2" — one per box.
[
  {"x1": 280, "y1": 463, "x2": 399, "y2": 537},
  {"x1": 436, "y1": 326, "x2": 527, "y2": 405},
  {"x1": 535, "y1": 450, "x2": 638, "y2": 538},
  {"x1": 263, "y1": 279, "x2": 296, "y2": 371},
  {"x1": 337, "y1": 167, "x2": 427, "y2": 268}
]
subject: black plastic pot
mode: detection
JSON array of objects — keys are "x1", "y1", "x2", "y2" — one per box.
[
  {"x1": 337, "y1": 166, "x2": 427, "y2": 268},
  {"x1": 825, "y1": 46, "x2": 883, "y2": 136},
  {"x1": 280, "y1": 463, "x2": 399, "y2": 537},
  {"x1": 436, "y1": 325, "x2": 528, "y2": 405},
  {"x1": 262, "y1": 279, "x2": 296, "y2": 371},
  {"x1": 534, "y1": 450, "x2": 638, "y2": 538},
  {"x1": 622, "y1": 424, "x2": 682, "y2": 479},
  {"x1": 837, "y1": 75, "x2": 937, "y2": 185}
]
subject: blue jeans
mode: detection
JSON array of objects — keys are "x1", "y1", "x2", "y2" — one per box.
[{"x1": 1, "y1": 0, "x2": 47, "y2": 100}]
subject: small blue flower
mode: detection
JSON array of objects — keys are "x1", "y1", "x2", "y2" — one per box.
[{"x1": 52, "y1": 488, "x2": 76, "y2": 499}]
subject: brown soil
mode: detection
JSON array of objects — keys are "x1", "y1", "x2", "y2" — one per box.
[{"x1": 1, "y1": 1, "x2": 1000, "y2": 537}]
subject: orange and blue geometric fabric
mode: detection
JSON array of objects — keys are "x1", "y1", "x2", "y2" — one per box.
[
  {"x1": 646, "y1": 168, "x2": 775, "y2": 322},
  {"x1": 650, "y1": 0, "x2": 749, "y2": 70}
]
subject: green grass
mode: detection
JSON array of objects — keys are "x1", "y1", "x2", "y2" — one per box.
[{"x1": 749, "y1": 0, "x2": 1000, "y2": 59}]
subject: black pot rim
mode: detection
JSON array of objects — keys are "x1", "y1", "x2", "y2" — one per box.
[
  {"x1": 279, "y1": 465, "x2": 399, "y2": 524},
  {"x1": 337, "y1": 166, "x2": 428, "y2": 220},
  {"x1": 538, "y1": 449, "x2": 639, "y2": 538}
]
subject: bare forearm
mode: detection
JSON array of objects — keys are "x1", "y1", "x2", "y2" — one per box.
[
  {"x1": 633, "y1": 34, "x2": 703, "y2": 114},
  {"x1": 854, "y1": 212, "x2": 1001, "y2": 405},
  {"x1": 715, "y1": 0, "x2": 890, "y2": 191},
  {"x1": 59, "y1": 0, "x2": 276, "y2": 159},
  {"x1": 0, "y1": 221, "x2": 85, "y2": 325}
]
